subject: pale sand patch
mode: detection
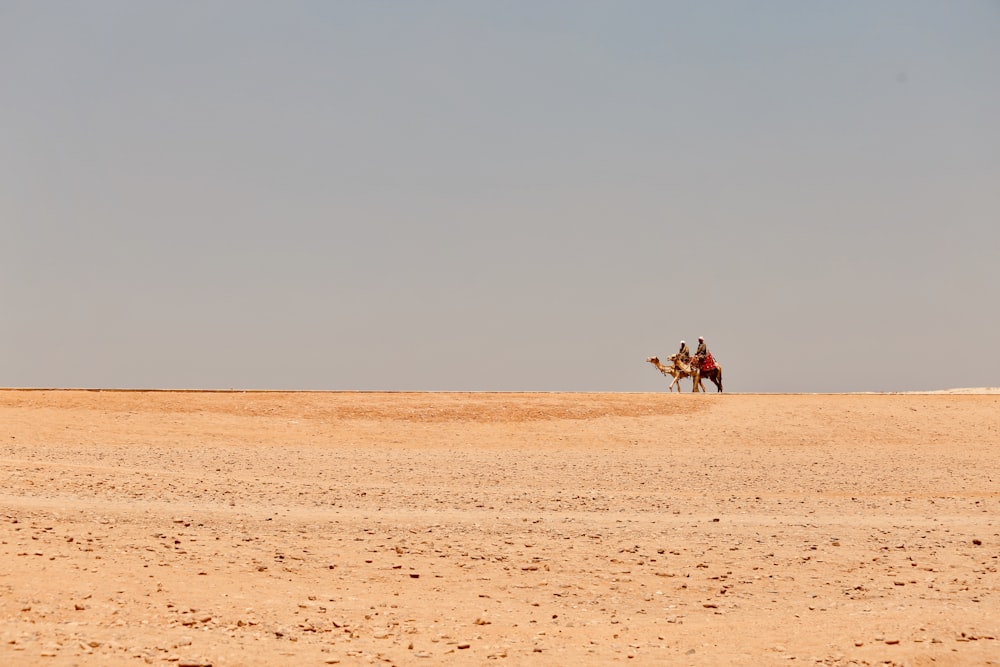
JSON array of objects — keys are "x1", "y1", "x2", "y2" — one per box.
[
  {"x1": 1, "y1": 390, "x2": 998, "y2": 665},
  {"x1": 921, "y1": 387, "x2": 1000, "y2": 394}
]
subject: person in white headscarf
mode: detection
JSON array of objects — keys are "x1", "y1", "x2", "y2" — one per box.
[
  {"x1": 676, "y1": 340, "x2": 691, "y2": 364},
  {"x1": 694, "y1": 336, "x2": 709, "y2": 368}
]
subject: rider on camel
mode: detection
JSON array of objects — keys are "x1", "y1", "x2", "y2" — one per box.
[
  {"x1": 694, "y1": 336, "x2": 709, "y2": 369},
  {"x1": 677, "y1": 340, "x2": 691, "y2": 365}
]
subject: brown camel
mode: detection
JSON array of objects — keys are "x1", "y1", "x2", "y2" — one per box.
[{"x1": 683, "y1": 354, "x2": 724, "y2": 393}]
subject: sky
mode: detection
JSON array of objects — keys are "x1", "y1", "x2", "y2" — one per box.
[{"x1": 2, "y1": 1, "x2": 999, "y2": 393}]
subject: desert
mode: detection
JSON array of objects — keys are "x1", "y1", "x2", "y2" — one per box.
[{"x1": 1, "y1": 389, "x2": 998, "y2": 666}]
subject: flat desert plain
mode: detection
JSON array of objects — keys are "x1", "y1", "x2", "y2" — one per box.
[{"x1": 1, "y1": 390, "x2": 998, "y2": 667}]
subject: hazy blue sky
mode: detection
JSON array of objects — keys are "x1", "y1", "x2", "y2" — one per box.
[{"x1": 3, "y1": 2, "x2": 998, "y2": 392}]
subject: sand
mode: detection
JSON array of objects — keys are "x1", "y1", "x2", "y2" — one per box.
[{"x1": 1, "y1": 390, "x2": 997, "y2": 666}]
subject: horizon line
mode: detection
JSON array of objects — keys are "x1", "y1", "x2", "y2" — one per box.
[{"x1": 2, "y1": 387, "x2": 997, "y2": 395}]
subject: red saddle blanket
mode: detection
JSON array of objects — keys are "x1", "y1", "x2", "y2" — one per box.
[{"x1": 699, "y1": 353, "x2": 717, "y2": 372}]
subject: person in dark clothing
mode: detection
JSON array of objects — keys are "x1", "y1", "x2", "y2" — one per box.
[
  {"x1": 694, "y1": 336, "x2": 708, "y2": 368},
  {"x1": 677, "y1": 340, "x2": 691, "y2": 364}
]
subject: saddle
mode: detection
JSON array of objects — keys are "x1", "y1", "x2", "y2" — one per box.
[{"x1": 698, "y1": 353, "x2": 717, "y2": 372}]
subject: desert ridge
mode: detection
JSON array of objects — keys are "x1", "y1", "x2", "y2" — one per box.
[{"x1": 1, "y1": 390, "x2": 998, "y2": 665}]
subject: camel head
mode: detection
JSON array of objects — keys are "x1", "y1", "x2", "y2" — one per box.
[{"x1": 647, "y1": 356, "x2": 673, "y2": 374}]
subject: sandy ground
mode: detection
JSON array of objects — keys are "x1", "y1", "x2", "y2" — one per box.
[{"x1": 1, "y1": 390, "x2": 998, "y2": 667}]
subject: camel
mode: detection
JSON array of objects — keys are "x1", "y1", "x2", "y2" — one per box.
[
  {"x1": 646, "y1": 356, "x2": 687, "y2": 392},
  {"x1": 688, "y1": 356, "x2": 724, "y2": 393},
  {"x1": 646, "y1": 354, "x2": 724, "y2": 393}
]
